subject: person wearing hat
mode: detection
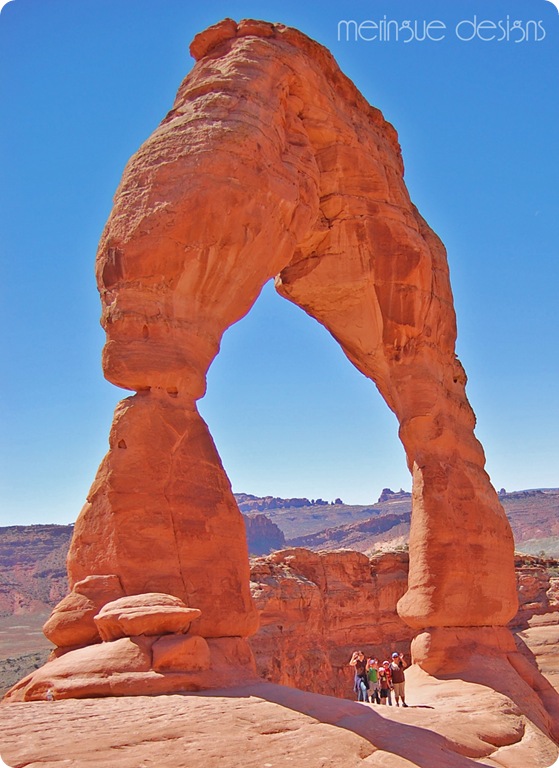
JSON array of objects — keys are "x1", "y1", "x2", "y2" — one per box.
[
  {"x1": 389, "y1": 651, "x2": 408, "y2": 707},
  {"x1": 378, "y1": 660, "x2": 393, "y2": 705}
]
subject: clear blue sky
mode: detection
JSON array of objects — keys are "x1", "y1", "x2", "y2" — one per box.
[{"x1": 1, "y1": 0, "x2": 557, "y2": 525}]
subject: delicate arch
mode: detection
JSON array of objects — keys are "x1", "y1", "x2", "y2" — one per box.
[{"x1": 68, "y1": 19, "x2": 516, "y2": 641}]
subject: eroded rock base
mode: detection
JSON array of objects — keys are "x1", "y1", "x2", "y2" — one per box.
[
  {"x1": 412, "y1": 626, "x2": 559, "y2": 746},
  {"x1": 4, "y1": 635, "x2": 256, "y2": 702}
]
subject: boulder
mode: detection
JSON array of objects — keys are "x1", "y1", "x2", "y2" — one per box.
[
  {"x1": 43, "y1": 574, "x2": 124, "y2": 648},
  {"x1": 94, "y1": 593, "x2": 201, "y2": 640}
]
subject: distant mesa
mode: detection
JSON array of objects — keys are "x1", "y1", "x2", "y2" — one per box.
[
  {"x1": 499, "y1": 488, "x2": 547, "y2": 499},
  {"x1": 377, "y1": 488, "x2": 412, "y2": 503},
  {"x1": 235, "y1": 494, "x2": 344, "y2": 512},
  {"x1": 236, "y1": 494, "x2": 315, "y2": 512}
]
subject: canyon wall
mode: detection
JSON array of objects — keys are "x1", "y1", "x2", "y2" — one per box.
[{"x1": 249, "y1": 549, "x2": 559, "y2": 699}]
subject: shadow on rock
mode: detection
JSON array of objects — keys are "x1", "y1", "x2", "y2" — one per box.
[{"x1": 198, "y1": 681, "x2": 496, "y2": 768}]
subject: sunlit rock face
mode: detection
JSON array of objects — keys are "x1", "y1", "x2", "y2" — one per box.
[
  {"x1": 9, "y1": 18, "x2": 518, "y2": 699},
  {"x1": 249, "y1": 548, "x2": 414, "y2": 697}
]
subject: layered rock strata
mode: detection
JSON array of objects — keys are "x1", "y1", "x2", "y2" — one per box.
[
  {"x1": 249, "y1": 548, "x2": 413, "y2": 697},
  {"x1": 10, "y1": 18, "x2": 521, "y2": 696},
  {"x1": 249, "y1": 550, "x2": 559, "y2": 712}
]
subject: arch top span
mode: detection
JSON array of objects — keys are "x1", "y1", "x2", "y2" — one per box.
[
  {"x1": 188, "y1": 17, "x2": 400, "y2": 153},
  {"x1": 81, "y1": 18, "x2": 516, "y2": 647}
]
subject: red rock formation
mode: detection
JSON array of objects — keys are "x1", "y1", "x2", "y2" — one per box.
[
  {"x1": 249, "y1": 548, "x2": 413, "y2": 697},
  {"x1": 248, "y1": 548, "x2": 559, "y2": 700},
  {"x1": 12, "y1": 18, "x2": 519, "y2": 696},
  {"x1": 7, "y1": 591, "x2": 257, "y2": 701},
  {"x1": 67, "y1": 393, "x2": 258, "y2": 640},
  {"x1": 512, "y1": 555, "x2": 559, "y2": 628},
  {"x1": 93, "y1": 16, "x2": 517, "y2": 633}
]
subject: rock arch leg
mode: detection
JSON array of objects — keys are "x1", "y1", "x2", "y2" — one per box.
[{"x1": 277, "y1": 205, "x2": 517, "y2": 629}]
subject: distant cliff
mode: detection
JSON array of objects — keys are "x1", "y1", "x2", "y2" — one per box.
[
  {"x1": 0, "y1": 525, "x2": 72, "y2": 615},
  {"x1": 248, "y1": 548, "x2": 559, "y2": 697},
  {"x1": 243, "y1": 513, "x2": 286, "y2": 555},
  {"x1": 377, "y1": 488, "x2": 412, "y2": 503}
]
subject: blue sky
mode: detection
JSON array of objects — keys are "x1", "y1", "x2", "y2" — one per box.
[{"x1": 1, "y1": 0, "x2": 557, "y2": 525}]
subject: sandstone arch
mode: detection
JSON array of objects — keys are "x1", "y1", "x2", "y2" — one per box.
[{"x1": 64, "y1": 20, "x2": 519, "y2": 663}]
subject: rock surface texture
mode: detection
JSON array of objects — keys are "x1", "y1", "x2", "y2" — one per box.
[
  {"x1": 90, "y1": 17, "x2": 518, "y2": 631},
  {"x1": 7, "y1": 18, "x2": 523, "y2": 699},
  {"x1": 249, "y1": 548, "x2": 413, "y2": 697},
  {"x1": 1, "y1": 679, "x2": 558, "y2": 768}
]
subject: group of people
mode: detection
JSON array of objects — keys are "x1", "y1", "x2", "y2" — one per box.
[{"x1": 349, "y1": 650, "x2": 408, "y2": 707}]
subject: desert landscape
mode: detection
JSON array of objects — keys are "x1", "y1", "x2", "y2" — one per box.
[
  {"x1": 2, "y1": 491, "x2": 558, "y2": 698},
  {"x1": 1, "y1": 521, "x2": 558, "y2": 766},
  {"x1": 1, "y1": 13, "x2": 558, "y2": 768}
]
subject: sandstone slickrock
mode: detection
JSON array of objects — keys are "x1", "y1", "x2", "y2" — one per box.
[
  {"x1": 1, "y1": 679, "x2": 557, "y2": 768},
  {"x1": 10, "y1": 17, "x2": 520, "y2": 697}
]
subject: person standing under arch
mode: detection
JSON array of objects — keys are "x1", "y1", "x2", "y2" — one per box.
[
  {"x1": 390, "y1": 651, "x2": 408, "y2": 707},
  {"x1": 349, "y1": 650, "x2": 369, "y2": 702}
]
